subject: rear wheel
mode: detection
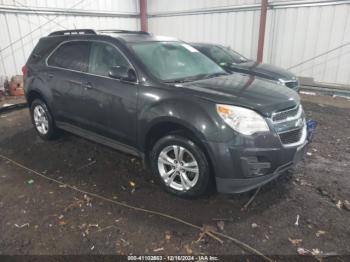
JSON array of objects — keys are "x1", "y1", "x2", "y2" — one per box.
[
  {"x1": 30, "y1": 99, "x2": 59, "y2": 140},
  {"x1": 150, "y1": 134, "x2": 211, "y2": 198}
]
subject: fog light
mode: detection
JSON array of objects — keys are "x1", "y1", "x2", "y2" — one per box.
[{"x1": 241, "y1": 156, "x2": 271, "y2": 177}]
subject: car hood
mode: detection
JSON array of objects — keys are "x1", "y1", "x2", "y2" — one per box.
[
  {"x1": 178, "y1": 73, "x2": 300, "y2": 117},
  {"x1": 230, "y1": 61, "x2": 296, "y2": 81}
]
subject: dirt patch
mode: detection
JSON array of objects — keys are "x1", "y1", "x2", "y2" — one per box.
[{"x1": 0, "y1": 96, "x2": 349, "y2": 257}]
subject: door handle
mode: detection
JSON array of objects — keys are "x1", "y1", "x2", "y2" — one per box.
[
  {"x1": 47, "y1": 73, "x2": 54, "y2": 79},
  {"x1": 84, "y1": 82, "x2": 93, "y2": 90},
  {"x1": 68, "y1": 79, "x2": 82, "y2": 86}
]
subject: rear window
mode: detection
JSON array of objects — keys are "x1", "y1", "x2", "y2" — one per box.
[
  {"x1": 27, "y1": 38, "x2": 62, "y2": 64},
  {"x1": 200, "y1": 46, "x2": 248, "y2": 65},
  {"x1": 47, "y1": 41, "x2": 90, "y2": 72}
]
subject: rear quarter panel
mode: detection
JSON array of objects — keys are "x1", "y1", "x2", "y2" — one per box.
[{"x1": 24, "y1": 37, "x2": 66, "y2": 114}]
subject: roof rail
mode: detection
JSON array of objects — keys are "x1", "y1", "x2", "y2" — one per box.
[
  {"x1": 48, "y1": 29, "x2": 97, "y2": 36},
  {"x1": 97, "y1": 29, "x2": 150, "y2": 35}
]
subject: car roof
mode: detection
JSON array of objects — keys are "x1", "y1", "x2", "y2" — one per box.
[
  {"x1": 190, "y1": 42, "x2": 225, "y2": 48},
  {"x1": 106, "y1": 33, "x2": 178, "y2": 43},
  {"x1": 47, "y1": 29, "x2": 178, "y2": 43}
]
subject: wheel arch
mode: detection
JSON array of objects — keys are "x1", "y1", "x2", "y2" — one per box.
[
  {"x1": 27, "y1": 89, "x2": 45, "y2": 106},
  {"x1": 141, "y1": 118, "x2": 215, "y2": 176},
  {"x1": 27, "y1": 88, "x2": 58, "y2": 128}
]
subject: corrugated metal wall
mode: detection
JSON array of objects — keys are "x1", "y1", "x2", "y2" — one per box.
[
  {"x1": 1, "y1": 0, "x2": 350, "y2": 86},
  {"x1": 0, "y1": 0, "x2": 139, "y2": 78},
  {"x1": 148, "y1": 0, "x2": 350, "y2": 86},
  {"x1": 148, "y1": 0, "x2": 261, "y2": 60}
]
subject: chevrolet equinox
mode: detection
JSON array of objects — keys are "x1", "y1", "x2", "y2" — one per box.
[{"x1": 23, "y1": 29, "x2": 308, "y2": 198}]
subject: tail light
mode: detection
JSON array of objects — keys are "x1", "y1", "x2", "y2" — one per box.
[{"x1": 22, "y1": 65, "x2": 27, "y2": 78}]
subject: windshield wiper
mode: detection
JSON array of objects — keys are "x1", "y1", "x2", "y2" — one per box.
[
  {"x1": 202, "y1": 72, "x2": 228, "y2": 79},
  {"x1": 164, "y1": 78, "x2": 195, "y2": 84},
  {"x1": 164, "y1": 72, "x2": 228, "y2": 84},
  {"x1": 164, "y1": 74, "x2": 208, "y2": 84}
]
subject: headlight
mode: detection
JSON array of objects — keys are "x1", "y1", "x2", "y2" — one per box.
[{"x1": 216, "y1": 104, "x2": 269, "y2": 135}]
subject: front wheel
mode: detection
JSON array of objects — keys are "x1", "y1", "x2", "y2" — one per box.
[{"x1": 150, "y1": 134, "x2": 211, "y2": 198}]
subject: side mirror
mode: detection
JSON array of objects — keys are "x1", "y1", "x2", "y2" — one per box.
[{"x1": 108, "y1": 66, "x2": 137, "y2": 82}]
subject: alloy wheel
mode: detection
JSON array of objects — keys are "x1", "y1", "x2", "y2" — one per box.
[
  {"x1": 157, "y1": 145, "x2": 199, "y2": 191},
  {"x1": 33, "y1": 105, "x2": 49, "y2": 135}
]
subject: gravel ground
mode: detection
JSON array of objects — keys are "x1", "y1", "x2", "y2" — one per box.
[{"x1": 0, "y1": 94, "x2": 349, "y2": 260}]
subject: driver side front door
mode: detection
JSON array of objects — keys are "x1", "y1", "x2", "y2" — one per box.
[{"x1": 81, "y1": 41, "x2": 138, "y2": 148}]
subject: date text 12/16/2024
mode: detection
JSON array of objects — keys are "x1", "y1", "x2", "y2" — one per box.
[{"x1": 128, "y1": 255, "x2": 219, "y2": 261}]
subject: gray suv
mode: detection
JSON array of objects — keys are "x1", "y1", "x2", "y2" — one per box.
[{"x1": 24, "y1": 29, "x2": 308, "y2": 198}]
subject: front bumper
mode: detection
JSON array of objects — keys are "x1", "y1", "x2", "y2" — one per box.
[
  {"x1": 204, "y1": 121, "x2": 309, "y2": 194},
  {"x1": 215, "y1": 141, "x2": 308, "y2": 193}
]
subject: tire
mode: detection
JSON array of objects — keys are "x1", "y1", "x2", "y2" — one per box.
[
  {"x1": 30, "y1": 98, "x2": 59, "y2": 140},
  {"x1": 150, "y1": 134, "x2": 211, "y2": 198}
]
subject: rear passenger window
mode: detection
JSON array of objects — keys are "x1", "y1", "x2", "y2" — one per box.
[
  {"x1": 88, "y1": 42, "x2": 130, "y2": 77},
  {"x1": 48, "y1": 41, "x2": 90, "y2": 72}
]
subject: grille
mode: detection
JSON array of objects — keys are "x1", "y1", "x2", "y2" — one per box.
[
  {"x1": 285, "y1": 81, "x2": 298, "y2": 89},
  {"x1": 279, "y1": 128, "x2": 303, "y2": 144},
  {"x1": 272, "y1": 106, "x2": 300, "y2": 122}
]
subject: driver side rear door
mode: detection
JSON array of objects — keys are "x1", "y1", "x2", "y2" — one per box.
[{"x1": 47, "y1": 41, "x2": 91, "y2": 126}]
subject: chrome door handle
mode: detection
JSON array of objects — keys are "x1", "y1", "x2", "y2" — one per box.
[
  {"x1": 84, "y1": 82, "x2": 93, "y2": 90},
  {"x1": 68, "y1": 79, "x2": 82, "y2": 86}
]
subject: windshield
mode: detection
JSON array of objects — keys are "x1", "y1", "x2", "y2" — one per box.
[
  {"x1": 203, "y1": 45, "x2": 248, "y2": 65},
  {"x1": 130, "y1": 41, "x2": 226, "y2": 82}
]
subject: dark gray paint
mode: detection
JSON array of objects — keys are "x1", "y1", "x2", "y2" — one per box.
[
  {"x1": 227, "y1": 60, "x2": 296, "y2": 81},
  {"x1": 191, "y1": 43, "x2": 299, "y2": 91},
  {"x1": 24, "y1": 32, "x2": 306, "y2": 193}
]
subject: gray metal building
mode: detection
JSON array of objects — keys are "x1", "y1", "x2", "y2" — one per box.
[{"x1": 1, "y1": 0, "x2": 350, "y2": 86}]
